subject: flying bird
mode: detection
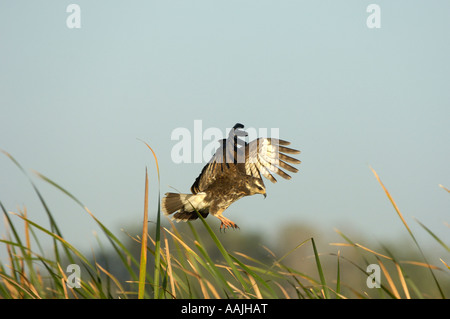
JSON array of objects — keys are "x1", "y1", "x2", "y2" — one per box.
[{"x1": 162, "y1": 123, "x2": 301, "y2": 230}]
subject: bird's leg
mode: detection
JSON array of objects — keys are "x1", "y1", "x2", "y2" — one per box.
[{"x1": 217, "y1": 215, "x2": 239, "y2": 231}]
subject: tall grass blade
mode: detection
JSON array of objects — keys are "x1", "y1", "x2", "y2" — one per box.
[
  {"x1": 311, "y1": 237, "x2": 330, "y2": 298},
  {"x1": 138, "y1": 168, "x2": 149, "y2": 299},
  {"x1": 11, "y1": 213, "x2": 92, "y2": 270},
  {"x1": 414, "y1": 218, "x2": 450, "y2": 252},
  {"x1": 370, "y1": 166, "x2": 446, "y2": 298},
  {"x1": 229, "y1": 254, "x2": 277, "y2": 298},
  {"x1": 395, "y1": 262, "x2": 410, "y2": 299},
  {"x1": 377, "y1": 257, "x2": 400, "y2": 299},
  {"x1": 336, "y1": 250, "x2": 341, "y2": 298},
  {"x1": 188, "y1": 224, "x2": 235, "y2": 296},
  {"x1": 275, "y1": 238, "x2": 311, "y2": 266},
  {"x1": 194, "y1": 210, "x2": 250, "y2": 294},
  {"x1": 1, "y1": 150, "x2": 68, "y2": 264},
  {"x1": 33, "y1": 171, "x2": 140, "y2": 281},
  {"x1": 140, "y1": 140, "x2": 161, "y2": 299},
  {"x1": 370, "y1": 166, "x2": 412, "y2": 237},
  {"x1": 163, "y1": 236, "x2": 176, "y2": 298},
  {"x1": 439, "y1": 184, "x2": 450, "y2": 193}
]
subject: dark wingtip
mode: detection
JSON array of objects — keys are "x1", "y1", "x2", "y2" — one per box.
[{"x1": 233, "y1": 123, "x2": 244, "y2": 129}]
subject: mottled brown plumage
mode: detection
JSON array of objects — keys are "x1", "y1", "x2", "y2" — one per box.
[{"x1": 162, "y1": 123, "x2": 301, "y2": 230}]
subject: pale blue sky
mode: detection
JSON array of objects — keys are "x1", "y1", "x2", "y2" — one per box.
[{"x1": 1, "y1": 1, "x2": 449, "y2": 255}]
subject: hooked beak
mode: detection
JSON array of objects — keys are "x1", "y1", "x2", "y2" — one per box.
[{"x1": 263, "y1": 193, "x2": 267, "y2": 199}]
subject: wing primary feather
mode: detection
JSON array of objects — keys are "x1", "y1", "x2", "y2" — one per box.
[
  {"x1": 278, "y1": 145, "x2": 301, "y2": 154},
  {"x1": 258, "y1": 153, "x2": 292, "y2": 180},
  {"x1": 266, "y1": 138, "x2": 291, "y2": 146},
  {"x1": 278, "y1": 160, "x2": 299, "y2": 173},
  {"x1": 278, "y1": 153, "x2": 301, "y2": 164},
  {"x1": 277, "y1": 139, "x2": 291, "y2": 145},
  {"x1": 254, "y1": 160, "x2": 277, "y2": 183}
]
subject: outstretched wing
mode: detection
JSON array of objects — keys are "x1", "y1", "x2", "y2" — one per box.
[
  {"x1": 242, "y1": 138, "x2": 301, "y2": 183},
  {"x1": 190, "y1": 123, "x2": 301, "y2": 193}
]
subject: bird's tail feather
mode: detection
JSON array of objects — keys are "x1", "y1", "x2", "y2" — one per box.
[{"x1": 162, "y1": 192, "x2": 209, "y2": 222}]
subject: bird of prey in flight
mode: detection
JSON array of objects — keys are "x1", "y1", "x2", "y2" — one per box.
[{"x1": 162, "y1": 123, "x2": 301, "y2": 230}]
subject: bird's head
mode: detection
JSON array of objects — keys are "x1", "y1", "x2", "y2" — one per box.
[{"x1": 245, "y1": 177, "x2": 267, "y2": 198}]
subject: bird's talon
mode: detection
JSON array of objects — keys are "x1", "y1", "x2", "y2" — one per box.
[{"x1": 218, "y1": 218, "x2": 239, "y2": 232}]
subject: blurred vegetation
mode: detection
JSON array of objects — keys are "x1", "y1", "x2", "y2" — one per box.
[
  {"x1": 0, "y1": 149, "x2": 449, "y2": 299},
  {"x1": 114, "y1": 219, "x2": 450, "y2": 299}
]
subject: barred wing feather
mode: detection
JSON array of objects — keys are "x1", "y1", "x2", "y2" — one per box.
[{"x1": 244, "y1": 138, "x2": 301, "y2": 183}]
